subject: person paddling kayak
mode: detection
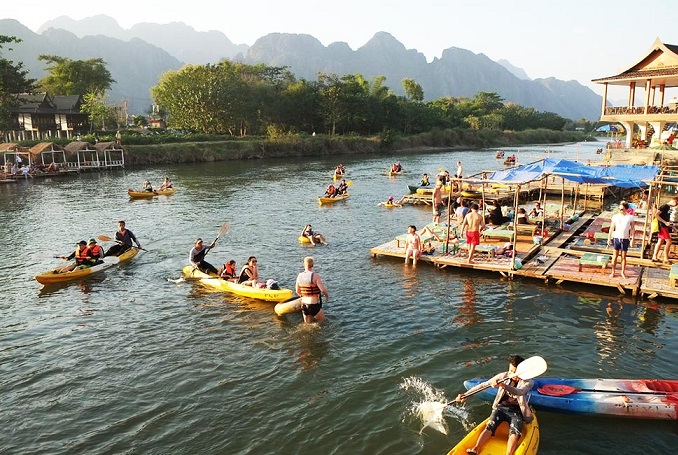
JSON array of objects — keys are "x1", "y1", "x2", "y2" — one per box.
[
  {"x1": 189, "y1": 237, "x2": 218, "y2": 275},
  {"x1": 455, "y1": 355, "x2": 534, "y2": 455},
  {"x1": 105, "y1": 220, "x2": 142, "y2": 257}
]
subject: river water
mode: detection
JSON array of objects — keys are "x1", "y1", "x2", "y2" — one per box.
[{"x1": 1, "y1": 142, "x2": 676, "y2": 455}]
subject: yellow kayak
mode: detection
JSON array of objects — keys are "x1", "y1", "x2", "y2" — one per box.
[
  {"x1": 128, "y1": 188, "x2": 176, "y2": 198},
  {"x1": 35, "y1": 248, "x2": 139, "y2": 285},
  {"x1": 182, "y1": 266, "x2": 294, "y2": 302},
  {"x1": 383, "y1": 202, "x2": 401, "y2": 208},
  {"x1": 333, "y1": 172, "x2": 347, "y2": 180},
  {"x1": 447, "y1": 412, "x2": 539, "y2": 455},
  {"x1": 318, "y1": 193, "x2": 350, "y2": 205}
]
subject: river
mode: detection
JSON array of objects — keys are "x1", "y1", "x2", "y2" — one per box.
[{"x1": 1, "y1": 142, "x2": 676, "y2": 454}]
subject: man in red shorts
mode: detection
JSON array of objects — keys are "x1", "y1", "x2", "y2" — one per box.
[{"x1": 461, "y1": 203, "x2": 485, "y2": 264}]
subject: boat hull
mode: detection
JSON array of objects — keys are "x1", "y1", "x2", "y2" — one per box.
[
  {"x1": 128, "y1": 188, "x2": 176, "y2": 198},
  {"x1": 35, "y1": 248, "x2": 139, "y2": 284},
  {"x1": 182, "y1": 266, "x2": 294, "y2": 302},
  {"x1": 318, "y1": 193, "x2": 350, "y2": 205},
  {"x1": 464, "y1": 378, "x2": 678, "y2": 420},
  {"x1": 447, "y1": 412, "x2": 539, "y2": 455}
]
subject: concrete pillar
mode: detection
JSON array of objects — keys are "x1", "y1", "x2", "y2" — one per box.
[
  {"x1": 601, "y1": 83, "x2": 608, "y2": 116},
  {"x1": 628, "y1": 82, "x2": 636, "y2": 109},
  {"x1": 659, "y1": 84, "x2": 666, "y2": 107},
  {"x1": 644, "y1": 79, "x2": 651, "y2": 114}
]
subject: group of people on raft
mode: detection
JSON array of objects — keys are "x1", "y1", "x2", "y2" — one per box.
[
  {"x1": 59, "y1": 220, "x2": 142, "y2": 272},
  {"x1": 324, "y1": 179, "x2": 349, "y2": 197}
]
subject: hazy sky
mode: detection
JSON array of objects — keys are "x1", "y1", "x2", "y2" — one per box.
[{"x1": 2, "y1": 0, "x2": 676, "y2": 96}]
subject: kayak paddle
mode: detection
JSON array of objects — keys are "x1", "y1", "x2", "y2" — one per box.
[
  {"x1": 456, "y1": 355, "x2": 548, "y2": 402},
  {"x1": 97, "y1": 234, "x2": 148, "y2": 251}
]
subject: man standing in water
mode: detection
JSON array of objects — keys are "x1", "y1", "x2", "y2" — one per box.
[
  {"x1": 461, "y1": 203, "x2": 485, "y2": 264},
  {"x1": 607, "y1": 201, "x2": 635, "y2": 279},
  {"x1": 295, "y1": 256, "x2": 329, "y2": 323},
  {"x1": 432, "y1": 181, "x2": 444, "y2": 225},
  {"x1": 456, "y1": 355, "x2": 534, "y2": 455}
]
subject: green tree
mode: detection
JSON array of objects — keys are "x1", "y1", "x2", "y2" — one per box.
[
  {"x1": 37, "y1": 55, "x2": 114, "y2": 95},
  {"x1": 81, "y1": 92, "x2": 112, "y2": 130},
  {"x1": 0, "y1": 36, "x2": 35, "y2": 134},
  {"x1": 402, "y1": 78, "x2": 424, "y2": 102}
]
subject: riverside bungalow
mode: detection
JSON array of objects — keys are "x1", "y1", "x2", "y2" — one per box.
[
  {"x1": 1, "y1": 143, "x2": 31, "y2": 167},
  {"x1": 95, "y1": 141, "x2": 125, "y2": 169},
  {"x1": 593, "y1": 37, "x2": 678, "y2": 162},
  {"x1": 4, "y1": 93, "x2": 89, "y2": 142},
  {"x1": 64, "y1": 141, "x2": 101, "y2": 171}
]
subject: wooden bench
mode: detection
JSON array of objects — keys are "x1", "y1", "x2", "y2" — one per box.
[
  {"x1": 578, "y1": 252, "x2": 612, "y2": 272},
  {"x1": 510, "y1": 224, "x2": 539, "y2": 236},
  {"x1": 482, "y1": 228, "x2": 515, "y2": 241}
]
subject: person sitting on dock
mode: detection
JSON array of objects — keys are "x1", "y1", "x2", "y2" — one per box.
[
  {"x1": 455, "y1": 198, "x2": 469, "y2": 225},
  {"x1": 528, "y1": 202, "x2": 543, "y2": 219},
  {"x1": 607, "y1": 201, "x2": 635, "y2": 279},
  {"x1": 461, "y1": 203, "x2": 485, "y2": 264},
  {"x1": 143, "y1": 180, "x2": 154, "y2": 192},
  {"x1": 220, "y1": 260, "x2": 237, "y2": 281},
  {"x1": 238, "y1": 256, "x2": 259, "y2": 286},
  {"x1": 488, "y1": 200, "x2": 508, "y2": 226},
  {"x1": 420, "y1": 173, "x2": 430, "y2": 186},
  {"x1": 336, "y1": 179, "x2": 348, "y2": 195},
  {"x1": 324, "y1": 183, "x2": 337, "y2": 198},
  {"x1": 158, "y1": 177, "x2": 173, "y2": 190},
  {"x1": 515, "y1": 208, "x2": 531, "y2": 225}
]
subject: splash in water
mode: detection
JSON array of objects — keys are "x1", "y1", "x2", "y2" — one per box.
[{"x1": 399, "y1": 376, "x2": 472, "y2": 435}]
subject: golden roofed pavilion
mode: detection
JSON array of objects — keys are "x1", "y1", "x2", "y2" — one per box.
[{"x1": 593, "y1": 37, "x2": 678, "y2": 149}]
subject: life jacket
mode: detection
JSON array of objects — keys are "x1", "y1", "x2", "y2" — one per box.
[
  {"x1": 298, "y1": 272, "x2": 321, "y2": 297},
  {"x1": 89, "y1": 244, "x2": 103, "y2": 257},
  {"x1": 238, "y1": 266, "x2": 253, "y2": 283},
  {"x1": 75, "y1": 246, "x2": 90, "y2": 264},
  {"x1": 221, "y1": 263, "x2": 236, "y2": 278}
]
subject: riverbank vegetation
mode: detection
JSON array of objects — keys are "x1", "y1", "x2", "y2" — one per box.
[{"x1": 2, "y1": 42, "x2": 591, "y2": 163}]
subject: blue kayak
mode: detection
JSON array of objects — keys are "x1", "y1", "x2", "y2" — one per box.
[{"x1": 464, "y1": 378, "x2": 678, "y2": 420}]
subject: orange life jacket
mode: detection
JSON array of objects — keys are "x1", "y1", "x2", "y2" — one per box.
[
  {"x1": 89, "y1": 244, "x2": 103, "y2": 258},
  {"x1": 75, "y1": 246, "x2": 91, "y2": 264},
  {"x1": 298, "y1": 272, "x2": 321, "y2": 297}
]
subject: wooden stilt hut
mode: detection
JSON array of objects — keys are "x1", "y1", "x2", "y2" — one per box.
[
  {"x1": 95, "y1": 141, "x2": 125, "y2": 169},
  {"x1": 63, "y1": 141, "x2": 100, "y2": 171}
]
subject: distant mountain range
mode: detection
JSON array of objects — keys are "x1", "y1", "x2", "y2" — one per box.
[{"x1": 2, "y1": 16, "x2": 603, "y2": 120}]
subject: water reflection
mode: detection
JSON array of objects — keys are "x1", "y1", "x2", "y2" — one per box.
[
  {"x1": 453, "y1": 278, "x2": 481, "y2": 326},
  {"x1": 289, "y1": 325, "x2": 330, "y2": 372},
  {"x1": 636, "y1": 302, "x2": 664, "y2": 336},
  {"x1": 593, "y1": 298, "x2": 626, "y2": 364}
]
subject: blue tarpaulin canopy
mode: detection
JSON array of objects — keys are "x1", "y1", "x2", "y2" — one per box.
[{"x1": 485, "y1": 158, "x2": 659, "y2": 188}]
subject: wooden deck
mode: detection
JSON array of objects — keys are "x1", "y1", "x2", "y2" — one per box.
[{"x1": 370, "y1": 213, "x2": 678, "y2": 302}]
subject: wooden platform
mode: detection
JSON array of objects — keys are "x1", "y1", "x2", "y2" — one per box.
[{"x1": 370, "y1": 212, "x2": 678, "y2": 302}]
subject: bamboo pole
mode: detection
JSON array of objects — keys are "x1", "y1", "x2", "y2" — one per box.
[
  {"x1": 511, "y1": 184, "x2": 520, "y2": 271},
  {"x1": 560, "y1": 177, "x2": 566, "y2": 229}
]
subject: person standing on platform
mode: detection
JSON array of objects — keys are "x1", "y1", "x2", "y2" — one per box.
[
  {"x1": 607, "y1": 201, "x2": 635, "y2": 279},
  {"x1": 432, "y1": 182, "x2": 444, "y2": 225},
  {"x1": 461, "y1": 203, "x2": 485, "y2": 264}
]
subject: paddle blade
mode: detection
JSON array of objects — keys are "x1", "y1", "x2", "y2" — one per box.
[
  {"x1": 98, "y1": 235, "x2": 113, "y2": 242},
  {"x1": 460, "y1": 356, "x2": 548, "y2": 400},
  {"x1": 217, "y1": 222, "x2": 230, "y2": 239},
  {"x1": 515, "y1": 356, "x2": 548, "y2": 380}
]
